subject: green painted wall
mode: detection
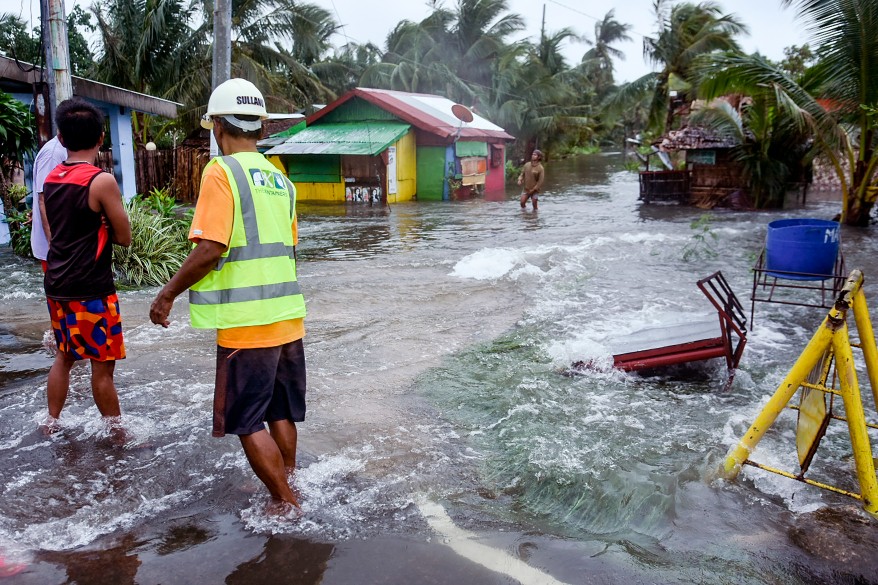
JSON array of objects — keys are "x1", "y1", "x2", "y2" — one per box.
[
  {"x1": 323, "y1": 98, "x2": 400, "y2": 123},
  {"x1": 286, "y1": 154, "x2": 340, "y2": 183},
  {"x1": 416, "y1": 146, "x2": 446, "y2": 200}
]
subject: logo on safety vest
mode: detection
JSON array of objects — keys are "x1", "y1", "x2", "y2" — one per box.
[
  {"x1": 250, "y1": 169, "x2": 266, "y2": 186},
  {"x1": 272, "y1": 172, "x2": 286, "y2": 190}
]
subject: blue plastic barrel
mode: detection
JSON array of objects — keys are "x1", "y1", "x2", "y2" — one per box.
[{"x1": 765, "y1": 218, "x2": 840, "y2": 280}]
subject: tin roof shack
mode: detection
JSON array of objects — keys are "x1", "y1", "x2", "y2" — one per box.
[
  {"x1": 0, "y1": 55, "x2": 180, "y2": 201},
  {"x1": 658, "y1": 126, "x2": 748, "y2": 208},
  {"x1": 264, "y1": 88, "x2": 514, "y2": 203},
  {"x1": 641, "y1": 126, "x2": 751, "y2": 209}
]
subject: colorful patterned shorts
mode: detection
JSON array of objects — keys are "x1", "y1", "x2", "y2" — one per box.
[{"x1": 47, "y1": 294, "x2": 126, "y2": 361}]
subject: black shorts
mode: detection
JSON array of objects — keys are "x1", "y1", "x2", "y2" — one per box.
[{"x1": 213, "y1": 339, "x2": 307, "y2": 437}]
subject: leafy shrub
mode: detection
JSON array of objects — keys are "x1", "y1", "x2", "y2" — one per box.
[
  {"x1": 3, "y1": 184, "x2": 33, "y2": 258},
  {"x1": 143, "y1": 187, "x2": 181, "y2": 217},
  {"x1": 113, "y1": 192, "x2": 190, "y2": 288},
  {"x1": 682, "y1": 214, "x2": 719, "y2": 261},
  {"x1": 0, "y1": 92, "x2": 36, "y2": 205},
  {"x1": 505, "y1": 160, "x2": 522, "y2": 182}
]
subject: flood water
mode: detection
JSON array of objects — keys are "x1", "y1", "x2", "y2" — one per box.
[{"x1": 2, "y1": 153, "x2": 878, "y2": 584}]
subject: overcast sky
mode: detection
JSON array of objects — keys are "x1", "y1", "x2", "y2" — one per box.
[{"x1": 0, "y1": 0, "x2": 808, "y2": 83}]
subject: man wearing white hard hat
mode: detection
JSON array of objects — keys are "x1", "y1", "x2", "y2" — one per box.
[{"x1": 150, "y1": 78, "x2": 307, "y2": 510}]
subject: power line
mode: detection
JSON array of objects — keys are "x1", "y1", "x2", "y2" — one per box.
[
  {"x1": 544, "y1": 0, "x2": 653, "y2": 40},
  {"x1": 327, "y1": 0, "x2": 353, "y2": 49}
]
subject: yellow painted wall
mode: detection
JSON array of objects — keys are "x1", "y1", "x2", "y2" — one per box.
[
  {"x1": 389, "y1": 130, "x2": 417, "y2": 203},
  {"x1": 269, "y1": 155, "x2": 346, "y2": 202},
  {"x1": 294, "y1": 182, "x2": 346, "y2": 202},
  {"x1": 267, "y1": 155, "x2": 286, "y2": 173}
]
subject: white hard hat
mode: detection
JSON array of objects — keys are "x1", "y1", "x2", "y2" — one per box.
[{"x1": 201, "y1": 78, "x2": 268, "y2": 131}]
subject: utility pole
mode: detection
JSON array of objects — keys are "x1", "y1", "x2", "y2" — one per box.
[
  {"x1": 541, "y1": 4, "x2": 546, "y2": 45},
  {"x1": 40, "y1": 0, "x2": 73, "y2": 137},
  {"x1": 210, "y1": 0, "x2": 232, "y2": 157}
]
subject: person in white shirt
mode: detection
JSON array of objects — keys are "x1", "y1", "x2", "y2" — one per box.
[{"x1": 31, "y1": 136, "x2": 69, "y2": 267}]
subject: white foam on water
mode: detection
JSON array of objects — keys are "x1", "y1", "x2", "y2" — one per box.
[
  {"x1": 237, "y1": 421, "x2": 476, "y2": 539},
  {"x1": 718, "y1": 390, "x2": 835, "y2": 513},
  {"x1": 450, "y1": 248, "x2": 524, "y2": 280},
  {"x1": 15, "y1": 490, "x2": 194, "y2": 550},
  {"x1": 617, "y1": 232, "x2": 681, "y2": 244},
  {"x1": 0, "y1": 531, "x2": 32, "y2": 570},
  {"x1": 124, "y1": 316, "x2": 205, "y2": 343},
  {"x1": 545, "y1": 302, "x2": 717, "y2": 370},
  {"x1": 545, "y1": 332, "x2": 613, "y2": 370},
  {"x1": 0, "y1": 290, "x2": 42, "y2": 300},
  {"x1": 239, "y1": 450, "x2": 394, "y2": 537}
]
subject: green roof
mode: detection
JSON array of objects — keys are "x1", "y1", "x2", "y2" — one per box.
[{"x1": 264, "y1": 121, "x2": 410, "y2": 156}]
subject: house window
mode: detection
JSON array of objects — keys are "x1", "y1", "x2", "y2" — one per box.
[
  {"x1": 460, "y1": 157, "x2": 487, "y2": 176},
  {"x1": 688, "y1": 150, "x2": 716, "y2": 165},
  {"x1": 460, "y1": 157, "x2": 487, "y2": 185}
]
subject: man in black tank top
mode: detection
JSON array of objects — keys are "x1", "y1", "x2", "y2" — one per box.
[{"x1": 41, "y1": 98, "x2": 132, "y2": 440}]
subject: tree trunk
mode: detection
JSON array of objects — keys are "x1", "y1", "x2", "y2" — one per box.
[{"x1": 845, "y1": 145, "x2": 876, "y2": 227}]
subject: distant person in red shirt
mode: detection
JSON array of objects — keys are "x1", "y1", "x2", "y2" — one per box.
[{"x1": 42, "y1": 98, "x2": 132, "y2": 437}]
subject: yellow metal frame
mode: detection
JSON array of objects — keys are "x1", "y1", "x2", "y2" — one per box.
[{"x1": 721, "y1": 270, "x2": 878, "y2": 517}]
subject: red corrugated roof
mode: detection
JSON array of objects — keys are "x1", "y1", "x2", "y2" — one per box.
[{"x1": 306, "y1": 88, "x2": 514, "y2": 142}]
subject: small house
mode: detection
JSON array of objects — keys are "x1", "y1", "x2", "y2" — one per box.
[
  {"x1": 263, "y1": 88, "x2": 514, "y2": 203},
  {"x1": 659, "y1": 126, "x2": 743, "y2": 208}
]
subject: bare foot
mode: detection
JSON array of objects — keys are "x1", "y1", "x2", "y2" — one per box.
[
  {"x1": 285, "y1": 470, "x2": 304, "y2": 508},
  {"x1": 290, "y1": 484, "x2": 303, "y2": 508},
  {"x1": 264, "y1": 498, "x2": 302, "y2": 519},
  {"x1": 38, "y1": 417, "x2": 61, "y2": 436},
  {"x1": 105, "y1": 417, "x2": 131, "y2": 447}
]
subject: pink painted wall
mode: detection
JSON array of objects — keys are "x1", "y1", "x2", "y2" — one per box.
[{"x1": 485, "y1": 144, "x2": 506, "y2": 193}]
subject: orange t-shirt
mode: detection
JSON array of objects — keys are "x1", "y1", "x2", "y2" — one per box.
[{"x1": 189, "y1": 161, "x2": 305, "y2": 349}]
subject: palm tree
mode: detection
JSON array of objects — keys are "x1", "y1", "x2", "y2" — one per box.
[
  {"x1": 361, "y1": 15, "x2": 461, "y2": 95},
  {"x1": 90, "y1": 0, "x2": 341, "y2": 133},
  {"x1": 777, "y1": 0, "x2": 878, "y2": 226},
  {"x1": 194, "y1": 0, "x2": 341, "y2": 112},
  {"x1": 0, "y1": 8, "x2": 94, "y2": 75},
  {"x1": 580, "y1": 10, "x2": 631, "y2": 98},
  {"x1": 691, "y1": 58, "x2": 815, "y2": 208},
  {"x1": 312, "y1": 41, "x2": 383, "y2": 97},
  {"x1": 611, "y1": 0, "x2": 747, "y2": 135},
  {"x1": 695, "y1": 49, "x2": 875, "y2": 224},
  {"x1": 484, "y1": 36, "x2": 592, "y2": 157},
  {"x1": 534, "y1": 27, "x2": 579, "y2": 77},
  {"x1": 92, "y1": 0, "x2": 198, "y2": 95},
  {"x1": 447, "y1": 0, "x2": 524, "y2": 92}
]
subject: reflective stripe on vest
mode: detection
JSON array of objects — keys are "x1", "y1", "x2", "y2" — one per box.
[
  {"x1": 214, "y1": 156, "x2": 297, "y2": 269},
  {"x1": 190, "y1": 281, "x2": 302, "y2": 305},
  {"x1": 188, "y1": 153, "x2": 305, "y2": 329}
]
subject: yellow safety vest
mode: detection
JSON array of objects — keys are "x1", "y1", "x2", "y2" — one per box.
[{"x1": 189, "y1": 153, "x2": 306, "y2": 329}]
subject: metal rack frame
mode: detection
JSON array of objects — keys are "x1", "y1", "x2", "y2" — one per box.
[{"x1": 750, "y1": 248, "x2": 847, "y2": 325}]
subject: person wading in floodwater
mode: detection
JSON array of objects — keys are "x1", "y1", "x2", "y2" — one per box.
[
  {"x1": 41, "y1": 98, "x2": 132, "y2": 440},
  {"x1": 518, "y1": 149, "x2": 545, "y2": 211},
  {"x1": 149, "y1": 78, "x2": 308, "y2": 512}
]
